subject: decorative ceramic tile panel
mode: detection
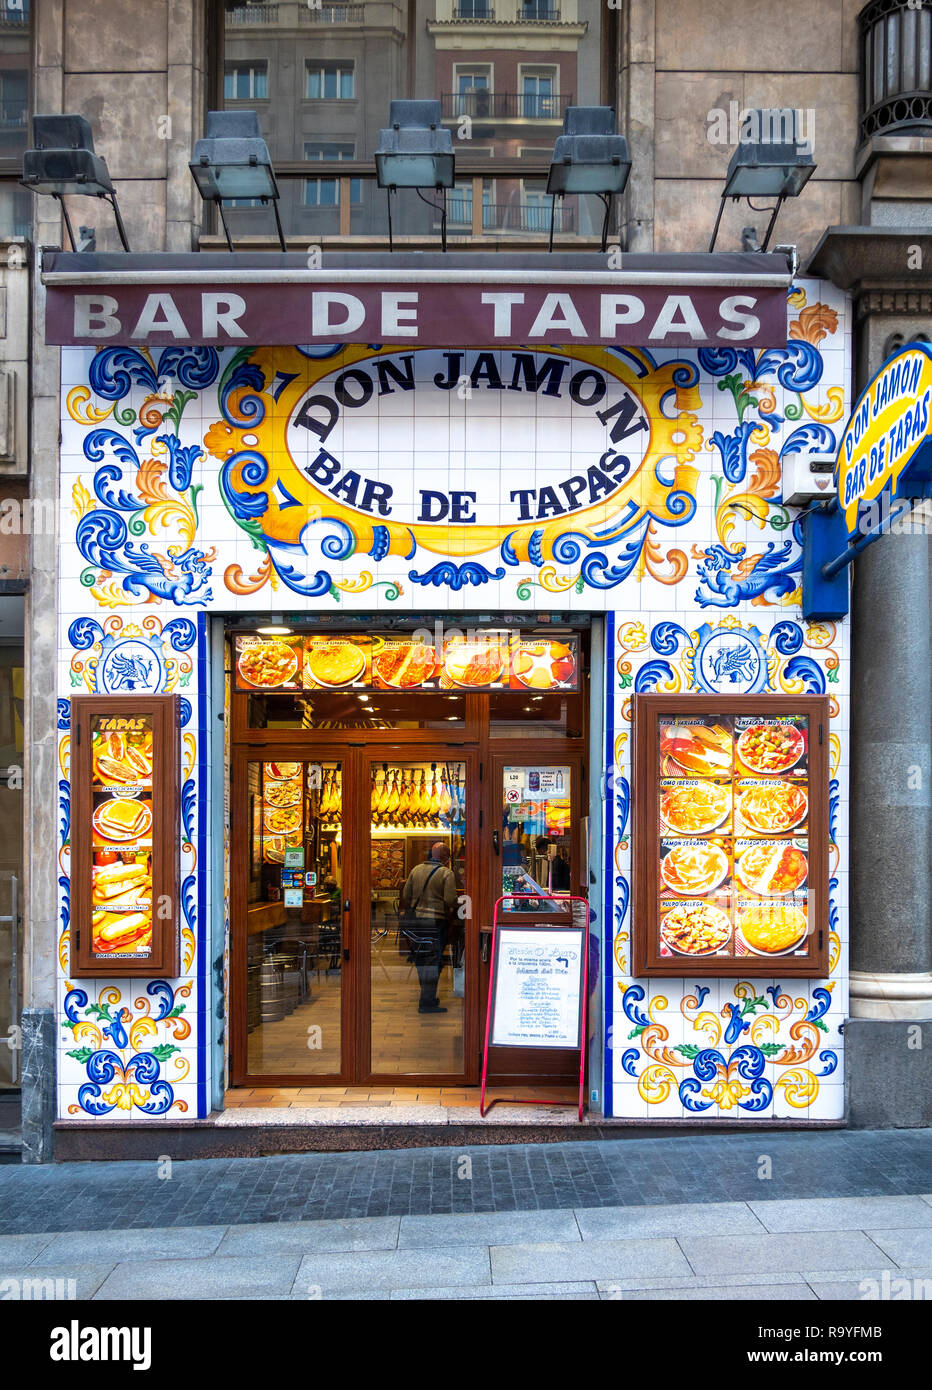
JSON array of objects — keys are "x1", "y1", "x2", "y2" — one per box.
[{"x1": 55, "y1": 278, "x2": 851, "y2": 1120}]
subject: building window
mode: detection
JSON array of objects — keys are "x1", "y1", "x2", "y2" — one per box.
[
  {"x1": 303, "y1": 143, "x2": 361, "y2": 205},
  {"x1": 306, "y1": 63, "x2": 355, "y2": 100},
  {"x1": 223, "y1": 62, "x2": 268, "y2": 100},
  {"x1": 520, "y1": 69, "x2": 557, "y2": 119}
]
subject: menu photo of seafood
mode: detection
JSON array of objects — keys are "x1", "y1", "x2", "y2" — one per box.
[
  {"x1": 659, "y1": 718, "x2": 733, "y2": 780},
  {"x1": 91, "y1": 719, "x2": 153, "y2": 792},
  {"x1": 508, "y1": 636, "x2": 579, "y2": 692},
  {"x1": 659, "y1": 780, "x2": 732, "y2": 837},
  {"x1": 91, "y1": 848, "x2": 152, "y2": 957},
  {"x1": 234, "y1": 634, "x2": 304, "y2": 691},
  {"x1": 659, "y1": 900, "x2": 733, "y2": 957},
  {"x1": 303, "y1": 636, "x2": 370, "y2": 689},
  {"x1": 734, "y1": 716, "x2": 808, "y2": 779}
]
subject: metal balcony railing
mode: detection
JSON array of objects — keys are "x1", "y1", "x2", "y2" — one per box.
[
  {"x1": 441, "y1": 91, "x2": 572, "y2": 120},
  {"x1": 446, "y1": 199, "x2": 575, "y2": 234},
  {"x1": 858, "y1": 0, "x2": 932, "y2": 143},
  {"x1": 303, "y1": 2, "x2": 366, "y2": 19},
  {"x1": 518, "y1": 3, "x2": 561, "y2": 18},
  {"x1": 226, "y1": 3, "x2": 280, "y2": 22},
  {"x1": 451, "y1": 5, "x2": 494, "y2": 17}
]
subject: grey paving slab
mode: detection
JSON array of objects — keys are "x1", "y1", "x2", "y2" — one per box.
[
  {"x1": 295, "y1": 1244, "x2": 491, "y2": 1293},
  {"x1": 389, "y1": 1282, "x2": 600, "y2": 1300},
  {"x1": 605, "y1": 1284, "x2": 818, "y2": 1301},
  {"x1": 678, "y1": 1231, "x2": 892, "y2": 1277},
  {"x1": 0, "y1": 1233, "x2": 54, "y2": 1263},
  {"x1": 216, "y1": 1216, "x2": 401, "y2": 1256},
  {"x1": 0, "y1": 1263, "x2": 116, "y2": 1300},
  {"x1": 491, "y1": 1237, "x2": 692, "y2": 1284},
  {"x1": 807, "y1": 1278, "x2": 900, "y2": 1300},
  {"x1": 37, "y1": 1225, "x2": 227, "y2": 1266},
  {"x1": 398, "y1": 1209, "x2": 579, "y2": 1249},
  {"x1": 574, "y1": 1201, "x2": 763, "y2": 1241},
  {"x1": 863, "y1": 1228, "x2": 932, "y2": 1266},
  {"x1": 596, "y1": 1272, "x2": 807, "y2": 1293},
  {"x1": 93, "y1": 1254, "x2": 301, "y2": 1300},
  {"x1": 749, "y1": 1195, "x2": 932, "y2": 1233}
]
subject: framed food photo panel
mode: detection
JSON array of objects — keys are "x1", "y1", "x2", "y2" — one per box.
[
  {"x1": 69, "y1": 696, "x2": 180, "y2": 978},
  {"x1": 632, "y1": 694, "x2": 830, "y2": 978}
]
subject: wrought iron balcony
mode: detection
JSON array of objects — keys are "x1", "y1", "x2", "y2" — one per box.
[
  {"x1": 451, "y1": 4, "x2": 494, "y2": 17},
  {"x1": 226, "y1": 3, "x2": 280, "y2": 22},
  {"x1": 446, "y1": 198, "x2": 575, "y2": 234},
  {"x1": 859, "y1": 0, "x2": 932, "y2": 143},
  {"x1": 441, "y1": 91, "x2": 572, "y2": 121}
]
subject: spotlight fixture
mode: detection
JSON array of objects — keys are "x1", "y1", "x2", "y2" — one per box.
[
  {"x1": 709, "y1": 109, "x2": 816, "y2": 252},
  {"x1": 189, "y1": 110, "x2": 285, "y2": 252},
  {"x1": 375, "y1": 100, "x2": 455, "y2": 252},
  {"x1": 546, "y1": 106, "x2": 630, "y2": 252},
  {"x1": 21, "y1": 114, "x2": 130, "y2": 251}
]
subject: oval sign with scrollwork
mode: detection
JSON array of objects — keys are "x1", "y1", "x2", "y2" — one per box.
[{"x1": 205, "y1": 343, "x2": 703, "y2": 596}]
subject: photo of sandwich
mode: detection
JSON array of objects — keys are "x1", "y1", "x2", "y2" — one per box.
[
  {"x1": 91, "y1": 727, "x2": 153, "y2": 788},
  {"x1": 92, "y1": 797, "x2": 153, "y2": 844},
  {"x1": 92, "y1": 910, "x2": 152, "y2": 955},
  {"x1": 92, "y1": 858, "x2": 151, "y2": 908}
]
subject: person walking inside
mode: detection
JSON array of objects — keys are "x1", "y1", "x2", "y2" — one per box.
[{"x1": 401, "y1": 841, "x2": 458, "y2": 1014}]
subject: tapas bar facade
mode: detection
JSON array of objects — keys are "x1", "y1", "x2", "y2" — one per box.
[{"x1": 48, "y1": 259, "x2": 852, "y2": 1125}]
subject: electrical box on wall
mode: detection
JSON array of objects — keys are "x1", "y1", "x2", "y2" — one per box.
[{"x1": 783, "y1": 456, "x2": 835, "y2": 507}]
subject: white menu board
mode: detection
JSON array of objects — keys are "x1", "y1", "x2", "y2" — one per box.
[{"x1": 490, "y1": 926, "x2": 585, "y2": 1049}]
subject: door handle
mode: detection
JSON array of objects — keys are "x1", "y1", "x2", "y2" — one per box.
[
  {"x1": 492, "y1": 830, "x2": 500, "y2": 856},
  {"x1": 343, "y1": 899, "x2": 350, "y2": 912},
  {"x1": 343, "y1": 948, "x2": 350, "y2": 962}
]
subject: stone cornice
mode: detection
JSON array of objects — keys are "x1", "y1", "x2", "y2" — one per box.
[{"x1": 805, "y1": 228, "x2": 932, "y2": 301}]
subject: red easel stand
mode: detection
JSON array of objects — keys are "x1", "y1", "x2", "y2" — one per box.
[{"x1": 480, "y1": 893, "x2": 590, "y2": 1122}]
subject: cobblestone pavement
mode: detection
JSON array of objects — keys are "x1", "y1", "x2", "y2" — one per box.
[{"x1": 0, "y1": 1130, "x2": 929, "y2": 1234}]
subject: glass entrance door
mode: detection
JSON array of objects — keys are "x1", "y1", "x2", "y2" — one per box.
[
  {"x1": 236, "y1": 755, "x2": 347, "y2": 1081},
  {"x1": 233, "y1": 748, "x2": 477, "y2": 1085},
  {"x1": 367, "y1": 757, "x2": 469, "y2": 1078}
]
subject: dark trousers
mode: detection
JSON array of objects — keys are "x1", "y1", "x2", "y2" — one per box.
[{"x1": 413, "y1": 918, "x2": 448, "y2": 1007}]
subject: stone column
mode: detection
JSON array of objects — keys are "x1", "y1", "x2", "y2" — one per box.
[{"x1": 847, "y1": 528, "x2": 932, "y2": 1127}]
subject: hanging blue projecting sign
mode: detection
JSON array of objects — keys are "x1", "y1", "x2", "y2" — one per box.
[{"x1": 802, "y1": 343, "x2": 932, "y2": 620}]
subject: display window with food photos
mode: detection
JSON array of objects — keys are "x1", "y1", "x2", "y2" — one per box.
[
  {"x1": 70, "y1": 696, "x2": 179, "y2": 978},
  {"x1": 633, "y1": 695, "x2": 830, "y2": 977}
]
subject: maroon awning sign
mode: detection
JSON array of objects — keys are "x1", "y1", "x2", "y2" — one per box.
[{"x1": 43, "y1": 255, "x2": 791, "y2": 349}]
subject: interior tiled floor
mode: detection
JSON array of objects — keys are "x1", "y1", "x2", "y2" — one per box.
[{"x1": 247, "y1": 935, "x2": 464, "y2": 1078}]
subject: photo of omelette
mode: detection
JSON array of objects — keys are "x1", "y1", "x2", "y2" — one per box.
[
  {"x1": 304, "y1": 640, "x2": 366, "y2": 688},
  {"x1": 738, "y1": 902, "x2": 809, "y2": 955}
]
